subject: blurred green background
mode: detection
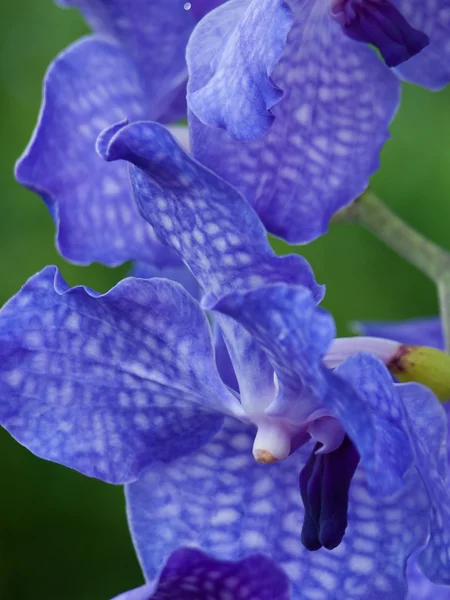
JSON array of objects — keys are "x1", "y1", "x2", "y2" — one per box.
[{"x1": 1, "y1": 2, "x2": 450, "y2": 599}]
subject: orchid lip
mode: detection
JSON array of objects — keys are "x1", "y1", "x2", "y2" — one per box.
[
  {"x1": 300, "y1": 436, "x2": 360, "y2": 551},
  {"x1": 329, "y1": 0, "x2": 429, "y2": 67}
]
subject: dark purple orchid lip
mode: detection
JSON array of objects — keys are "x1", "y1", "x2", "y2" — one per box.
[
  {"x1": 300, "y1": 436, "x2": 360, "y2": 551},
  {"x1": 330, "y1": 0, "x2": 429, "y2": 67}
]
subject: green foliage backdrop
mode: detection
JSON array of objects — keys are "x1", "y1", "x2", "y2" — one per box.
[{"x1": 1, "y1": 2, "x2": 449, "y2": 598}]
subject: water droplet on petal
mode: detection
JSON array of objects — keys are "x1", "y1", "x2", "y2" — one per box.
[{"x1": 184, "y1": 2, "x2": 191, "y2": 9}]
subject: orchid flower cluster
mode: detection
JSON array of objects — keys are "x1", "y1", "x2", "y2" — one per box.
[{"x1": 3, "y1": 0, "x2": 450, "y2": 598}]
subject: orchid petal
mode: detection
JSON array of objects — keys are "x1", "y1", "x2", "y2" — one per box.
[
  {"x1": 399, "y1": 383, "x2": 450, "y2": 584},
  {"x1": 0, "y1": 267, "x2": 243, "y2": 483},
  {"x1": 56, "y1": 0, "x2": 200, "y2": 118},
  {"x1": 98, "y1": 120, "x2": 323, "y2": 302},
  {"x1": 127, "y1": 418, "x2": 430, "y2": 599},
  {"x1": 112, "y1": 547, "x2": 290, "y2": 600},
  {"x1": 187, "y1": 0, "x2": 293, "y2": 140},
  {"x1": 15, "y1": 37, "x2": 174, "y2": 267},
  {"x1": 333, "y1": 354, "x2": 415, "y2": 496}
]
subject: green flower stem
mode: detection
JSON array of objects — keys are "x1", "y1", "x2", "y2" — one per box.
[
  {"x1": 438, "y1": 274, "x2": 450, "y2": 353},
  {"x1": 340, "y1": 189, "x2": 450, "y2": 351}
]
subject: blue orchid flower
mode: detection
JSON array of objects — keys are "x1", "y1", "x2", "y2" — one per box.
[
  {"x1": 3, "y1": 120, "x2": 450, "y2": 598},
  {"x1": 110, "y1": 547, "x2": 290, "y2": 600},
  {"x1": 97, "y1": 119, "x2": 450, "y2": 594},
  {"x1": 15, "y1": 0, "x2": 225, "y2": 268},
  {"x1": 186, "y1": 0, "x2": 450, "y2": 244},
  {"x1": 2, "y1": 264, "x2": 449, "y2": 598},
  {"x1": 0, "y1": 116, "x2": 323, "y2": 482}
]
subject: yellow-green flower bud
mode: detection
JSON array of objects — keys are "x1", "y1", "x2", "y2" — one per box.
[{"x1": 388, "y1": 345, "x2": 450, "y2": 402}]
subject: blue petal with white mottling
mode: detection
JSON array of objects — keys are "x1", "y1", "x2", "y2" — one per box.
[
  {"x1": 56, "y1": 0, "x2": 200, "y2": 120},
  {"x1": 98, "y1": 120, "x2": 323, "y2": 302},
  {"x1": 406, "y1": 404, "x2": 450, "y2": 598},
  {"x1": 130, "y1": 264, "x2": 237, "y2": 393},
  {"x1": 15, "y1": 37, "x2": 169, "y2": 267},
  {"x1": 188, "y1": 0, "x2": 400, "y2": 244},
  {"x1": 399, "y1": 383, "x2": 450, "y2": 584},
  {"x1": 112, "y1": 547, "x2": 290, "y2": 600},
  {"x1": 354, "y1": 316, "x2": 443, "y2": 349},
  {"x1": 187, "y1": 0, "x2": 293, "y2": 140},
  {"x1": 393, "y1": 0, "x2": 450, "y2": 90},
  {"x1": 131, "y1": 264, "x2": 238, "y2": 394},
  {"x1": 332, "y1": 355, "x2": 414, "y2": 496},
  {"x1": 0, "y1": 266, "x2": 245, "y2": 483},
  {"x1": 18, "y1": 0, "x2": 226, "y2": 266},
  {"x1": 126, "y1": 417, "x2": 431, "y2": 599}
]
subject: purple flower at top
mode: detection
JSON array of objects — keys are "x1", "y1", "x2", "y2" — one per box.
[
  {"x1": 15, "y1": 0, "x2": 226, "y2": 268},
  {"x1": 111, "y1": 547, "x2": 290, "y2": 600},
  {"x1": 187, "y1": 0, "x2": 450, "y2": 244},
  {"x1": 2, "y1": 122, "x2": 450, "y2": 598}
]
